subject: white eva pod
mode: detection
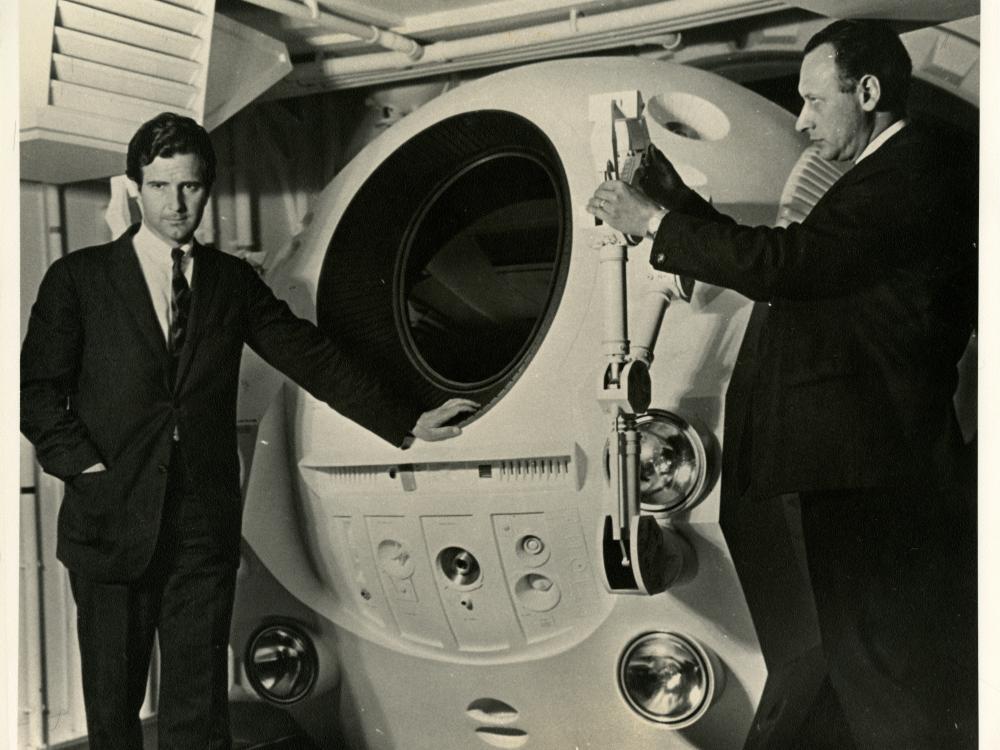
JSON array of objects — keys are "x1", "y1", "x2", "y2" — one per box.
[{"x1": 236, "y1": 58, "x2": 822, "y2": 750}]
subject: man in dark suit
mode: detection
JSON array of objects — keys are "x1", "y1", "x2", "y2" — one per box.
[
  {"x1": 588, "y1": 20, "x2": 976, "y2": 750},
  {"x1": 20, "y1": 112, "x2": 477, "y2": 749}
]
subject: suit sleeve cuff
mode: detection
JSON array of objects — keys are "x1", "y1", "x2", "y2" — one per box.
[{"x1": 645, "y1": 207, "x2": 669, "y2": 240}]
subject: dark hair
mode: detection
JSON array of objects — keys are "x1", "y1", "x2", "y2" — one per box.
[
  {"x1": 126, "y1": 112, "x2": 216, "y2": 188},
  {"x1": 804, "y1": 20, "x2": 912, "y2": 116}
]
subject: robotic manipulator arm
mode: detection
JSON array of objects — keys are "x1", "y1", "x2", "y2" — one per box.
[{"x1": 588, "y1": 91, "x2": 687, "y2": 596}]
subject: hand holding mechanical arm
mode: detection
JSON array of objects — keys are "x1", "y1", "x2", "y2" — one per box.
[
  {"x1": 590, "y1": 143, "x2": 952, "y2": 302},
  {"x1": 586, "y1": 180, "x2": 665, "y2": 238},
  {"x1": 587, "y1": 145, "x2": 723, "y2": 239},
  {"x1": 633, "y1": 145, "x2": 719, "y2": 221}
]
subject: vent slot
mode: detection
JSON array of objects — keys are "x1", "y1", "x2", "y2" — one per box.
[
  {"x1": 497, "y1": 457, "x2": 571, "y2": 481},
  {"x1": 53, "y1": 27, "x2": 201, "y2": 83},
  {"x1": 67, "y1": 0, "x2": 207, "y2": 35},
  {"x1": 57, "y1": 1, "x2": 206, "y2": 59},
  {"x1": 52, "y1": 54, "x2": 197, "y2": 109},
  {"x1": 327, "y1": 467, "x2": 385, "y2": 484},
  {"x1": 51, "y1": 80, "x2": 198, "y2": 121},
  {"x1": 466, "y1": 698, "x2": 519, "y2": 724},
  {"x1": 474, "y1": 727, "x2": 529, "y2": 748},
  {"x1": 159, "y1": 0, "x2": 207, "y2": 10}
]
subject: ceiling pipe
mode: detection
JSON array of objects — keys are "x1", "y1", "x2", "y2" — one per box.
[
  {"x1": 240, "y1": 0, "x2": 423, "y2": 59},
  {"x1": 288, "y1": 0, "x2": 783, "y2": 80}
]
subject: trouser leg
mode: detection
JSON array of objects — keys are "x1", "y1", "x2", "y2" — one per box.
[
  {"x1": 799, "y1": 489, "x2": 977, "y2": 750},
  {"x1": 789, "y1": 675, "x2": 856, "y2": 750},
  {"x1": 69, "y1": 570, "x2": 161, "y2": 750},
  {"x1": 154, "y1": 450, "x2": 238, "y2": 750},
  {"x1": 154, "y1": 530, "x2": 237, "y2": 750}
]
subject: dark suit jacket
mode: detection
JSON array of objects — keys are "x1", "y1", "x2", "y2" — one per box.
[
  {"x1": 648, "y1": 126, "x2": 977, "y2": 502},
  {"x1": 21, "y1": 226, "x2": 423, "y2": 581}
]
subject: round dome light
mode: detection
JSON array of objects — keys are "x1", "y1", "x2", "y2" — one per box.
[
  {"x1": 618, "y1": 632, "x2": 716, "y2": 727},
  {"x1": 637, "y1": 410, "x2": 707, "y2": 514},
  {"x1": 245, "y1": 623, "x2": 319, "y2": 705}
]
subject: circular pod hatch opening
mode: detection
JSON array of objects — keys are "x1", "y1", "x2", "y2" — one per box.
[{"x1": 317, "y1": 110, "x2": 571, "y2": 417}]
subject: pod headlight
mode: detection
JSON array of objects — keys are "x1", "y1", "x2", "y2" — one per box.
[
  {"x1": 618, "y1": 632, "x2": 716, "y2": 727},
  {"x1": 245, "y1": 623, "x2": 319, "y2": 705},
  {"x1": 637, "y1": 410, "x2": 707, "y2": 514}
]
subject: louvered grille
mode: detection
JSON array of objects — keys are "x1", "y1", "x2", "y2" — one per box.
[
  {"x1": 49, "y1": 0, "x2": 213, "y2": 122},
  {"x1": 497, "y1": 457, "x2": 572, "y2": 481},
  {"x1": 316, "y1": 457, "x2": 576, "y2": 489}
]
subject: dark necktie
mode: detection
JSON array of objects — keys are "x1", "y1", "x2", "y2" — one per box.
[{"x1": 169, "y1": 246, "x2": 191, "y2": 356}]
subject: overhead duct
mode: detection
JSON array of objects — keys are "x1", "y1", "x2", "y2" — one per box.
[
  {"x1": 238, "y1": 0, "x2": 423, "y2": 59},
  {"x1": 266, "y1": 0, "x2": 789, "y2": 95},
  {"x1": 259, "y1": 0, "x2": 981, "y2": 96},
  {"x1": 788, "y1": 0, "x2": 979, "y2": 22}
]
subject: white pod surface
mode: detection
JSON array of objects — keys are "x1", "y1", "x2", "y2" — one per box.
[{"x1": 237, "y1": 57, "x2": 822, "y2": 750}]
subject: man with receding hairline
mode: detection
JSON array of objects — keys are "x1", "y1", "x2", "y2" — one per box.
[
  {"x1": 21, "y1": 112, "x2": 477, "y2": 749},
  {"x1": 589, "y1": 19, "x2": 976, "y2": 750}
]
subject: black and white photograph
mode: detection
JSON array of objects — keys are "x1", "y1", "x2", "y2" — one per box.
[{"x1": 5, "y1": 1, "x2": 995, "y2": 748}]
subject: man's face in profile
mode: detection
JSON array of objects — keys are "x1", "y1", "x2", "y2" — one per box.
[
  {"x1": 136, "y1": 152, "x2": 210, "y2": 246},
  {"x1": 795, "y1": 43, "x2": 869, "y2": 161}
]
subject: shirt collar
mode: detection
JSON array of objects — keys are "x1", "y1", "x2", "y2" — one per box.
[
  {"x1": 855, "y1": 119, "x2": 908, "y2": 164},
  {"x1": 133, "y1": 224, "x2": 194, "y2": 260}
]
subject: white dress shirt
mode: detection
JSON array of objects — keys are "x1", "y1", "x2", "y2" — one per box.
[
  {"x1": 855, "y1": 119, "x2": 908, "y2": 165},
  {"x1": 132, "y1": 225, "x2": 194, "y2": 344}
]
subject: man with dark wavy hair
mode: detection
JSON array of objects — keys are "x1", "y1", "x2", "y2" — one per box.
[
  {"x1": 21, "y1": 112, "x2": 477, "y2": 749},
  {"x1": 589, "y1": 19, "x2": 976, "y2": 750}
]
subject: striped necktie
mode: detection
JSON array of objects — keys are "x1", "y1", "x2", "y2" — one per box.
[{"x1": 169, "y1": 246, "x2": 191, "y2": 356}]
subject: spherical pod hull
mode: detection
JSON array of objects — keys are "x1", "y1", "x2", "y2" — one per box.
[{"x1": 234, "y1": 57, "x2": 823, "y2": 749}]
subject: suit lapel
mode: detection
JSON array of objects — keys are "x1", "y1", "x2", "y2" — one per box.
[
  {"x1": 174, "y1": 241, "x2": 221, "y2": 388},
  {"x1": 107, "y1": 229, "x2": 171, "y2": 368}
]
